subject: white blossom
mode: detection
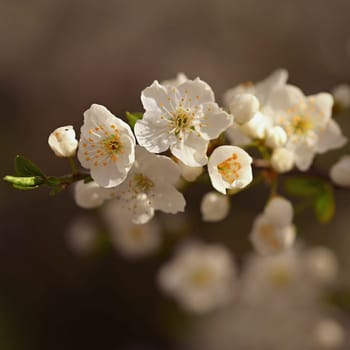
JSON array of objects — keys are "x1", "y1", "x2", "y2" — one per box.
[
  {"x1": 135, "y1": 79, "x2": 232, "y2": 167},
  {"x1": 332, "y1": 84, "x2": 350, "y2": 109},
  {"x1": 102, "y1": 202, "x2": 161, "y2": 259},
  {"x1": 271, "y1": 147, "x2": 295, "y2": 173},
  {"x1": 228, "y1": 93, "x2": 259, "y2": 124},
  {"x1": 313, "y1": 318, "x2": 345, "y2": 349},
  {"x1": 48, "y1": 125, "x2": 78, "y2": 157},
  {"x1": 267, "y1": 86, "x2": 346, "y2": 170},
  {"x1": 240, "y1": 112, "x2": 272, "y2": 139},
  {"x1": 74, "y1": 180, "x2": 107, "y2": 209},
  {"x1": 330, "y1": 155, "x2": 350, "y2": 187},
  {"x1": 78, "y1": 104, "x2": 136, "y2": 188},
  {"x1": 200, "y1": 192, "x2": 230, "y2": 222},
  {"x1": 208, "y1": 145, "x2": 253, "y2": 194},
  {"x1": 105, "y1": 146, "x2": 185, "y2": 224},
  {"x1": 250, "y1": 196, "x2": 295, "y2": 255},
  {"x1": 158, "y1": 241, "x2": 236, "y2": 313}
]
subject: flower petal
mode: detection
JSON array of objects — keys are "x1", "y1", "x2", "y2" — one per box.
[
  {"x1": 177, "y1": 78, "x2": 215, "y2": 106},
  {"x1": 152, "y1": 185, "x2": 186, "y2": 214},
  {"x1": 316, "y1": 119, "x2": 347, "y2": 153},
  {"x1": 170, "y1": 132, "x2": 209, "y2": 167}
]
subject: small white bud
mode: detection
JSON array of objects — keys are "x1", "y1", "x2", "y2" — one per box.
[
  {"x1": 201, "y1": 192, "x2": 230, "y2": 222},
  {"x1": 48, "y1": 125, "x2": 78, "y2": 157},
  {"x1": 329, "y1": 155, "x2": 350, "y2": 187},
  {"x1": 229, "y1": 93, "x2": 259, "y2": 124},
  {"x1": 266, "y1": 126, "x2": 287, "y2": 148},
  {"x1": 313, "y1": 318, "x2": 345, "y2": 349},
  {"x1": 332, "y1": 84, "x2": 350, "y2": 109},
  {"x1": 240, "y1": 112, "x2": 271, "y2": 139},
  {"x1": 271, "y1": 147, "x2": 294, "y2": 173}
]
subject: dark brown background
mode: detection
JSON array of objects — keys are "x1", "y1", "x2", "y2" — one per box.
[{"x1": 0, "y1": 0, "x2": 350, "y2": 349}]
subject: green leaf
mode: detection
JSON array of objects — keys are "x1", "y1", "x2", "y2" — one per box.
[
  {"x1": 313, "y1": 184, "x2": 335, "y2": 223},
  {"x1": 126, "y1": 112, "x2": 143, "y2": 129},
  {"x1": 3, "y1": 175, "x2": 45, "y2": 189},
  {"x1": 15, "y1": 155, "x2": 45, "y2": 177},
  {"x1": 284, "y1": 177, "x2": 324, "y2": 197}
]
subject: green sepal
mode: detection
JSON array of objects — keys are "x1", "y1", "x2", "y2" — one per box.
[
  {"x1": 15, "y1": 155, "x2": 45, "y2": 177},
  {"x1": 3, "y1": 175, "x2": 45, "y2": 189},
  {"x1": 126, "y1": 112, "x2": 143, "y2": 129}
]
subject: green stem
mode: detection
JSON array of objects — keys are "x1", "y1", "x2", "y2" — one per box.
[{"x1": 68, "y1": 157, "x2": 79, "y2": 176}]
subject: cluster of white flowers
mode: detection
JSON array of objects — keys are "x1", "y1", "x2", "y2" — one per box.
[
  {"x1": 46, "y1": 70, "x2": 349, "y2": 258},
  {"x1": 224, "y1": 69, "x2": 347, "y2": 171}
]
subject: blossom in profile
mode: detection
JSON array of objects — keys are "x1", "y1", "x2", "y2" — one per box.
[
  {"x1": 78, "y1": 104, "x2": 136, "y2": 188},
  {"x1": 158, "y1": 241, "x2": 236, "y2": 313},
  {"x1": 105, "y1": 146, "x2": 186, "y2": 224},
  {"x1": 208, "y1": 145, "x2": 253, "y2": 194},
  {"x1": 48, "y1": 125, "x2": 78, "y2": 157},
  {"x1": 330, "y1": 155, "x2": 350, "y2": 187},
  {"x1": 250, "y1": 196, "x2": 295, "y2": 255},
  {"x1": 135, "y1": 78, "x2": 232, "y2": 167},
  {"x1": 200, "y1": 191, "x2": 230, "y2": 222},
  {"x1": 102, "y1": 202, "x2": 161, "y2": 259}
]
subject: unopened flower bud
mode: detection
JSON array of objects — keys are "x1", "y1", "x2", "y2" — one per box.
[
  {"x1": 229, "y1": 93, "x2": 259, "y2": 124},
  {"x1": 201, "y1": 191, "x2": 230, "y2": 222},
  {"x1": 48, "y1": 125, "x2": 78, "y2": 157},
  {"x1": 271, "y1": 147, "x2": 294, "y2": 173},
  {"x1": 266, "y1": 126, "x2": 287, "y2": 148},
  {"x1": 329, "y1": 155, "x2": 350, "y2": 187}
]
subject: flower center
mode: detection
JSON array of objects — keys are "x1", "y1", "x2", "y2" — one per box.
[
  {"x1": 217, "y1": 153, "x2": 241, "y2": 184},
  {"x1": 172, "y1": 109, "x2": 193, "y2": 136},
  {"x1": 190, "y1": 267, "x2": 214, "y2": 287},
  {"x1": 268, "y1": 267, "x2": 293, "y2": 288},
  {"x1": 259, "y1": 223, "x2": 281, "y2": 250},
  {"x1": 290, "y1": 115, "x2": 312, "y2": 135},
  {"x1": 103, "y1": 134, "x2": 123, "y2": 155},
  {"x1": 131, "y1": 173, "x2": 154, "y2": 193}
]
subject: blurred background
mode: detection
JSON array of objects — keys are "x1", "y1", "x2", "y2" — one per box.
[{"x1": 0, "y1": 0, "x2": 350, "y2": 349}]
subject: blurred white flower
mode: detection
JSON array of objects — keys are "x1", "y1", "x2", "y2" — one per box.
[
  {"x1": 161, "y1": 72, "x2": 189, "y2": 87},
  {"x1": 135, "y1": 78, "x2": 232, "y2": 166},
  {"x1": 266, "y1": 126, "x2": 287, "y2": 148},
  {"x1": 240, "y1": 112, "x2": 272, "y2": 139},
  {"x1": 304, "y1": 247, "x2": 338, "y2": 284},
  {"x1": 250, "y1": 196, "x2": 295, "y2": 255},
  {"x1": 158, "y1": 241, "x2": 236, "y2": 313},
  {"x1": 74, "y1": 180, "x2": 107, "y2": 209},
  {"x1": 103, "y1": 202, "x2": 161, "y2": 259},
  {"x1": 200, "y1": 191, "x2": 230, "y2": 222},
  {"x1": 208, "y1": 145, "x2": 253, "y2": 194},
  {"x1": 271, "y1": 147, "x2": 295, "y2": 173},
  {"x1": 48, "y1": 125, "x2": 78, "y2": 157},
  {"x1": 313, "y1": 318, "x2": 345, "y2": 349},
  {"x1": 176, "y1": 158, "x2": 203, "y2": 182},
  {"x1": 332, "y1": 84, "x2": 350, "y2": 109},
  {"x1": 330, "y1": 155, "x2": 350, "y2": 187},
  {"x1": 78, "y1": 104, "x2": 136, "y2": 188},
  {"x1": 228, "y1": 93, "x2": 259, "y2": 124},
  {"x1": 268, "y1": 86, "x2": 346, "y2": 170},
  {"x1": 105, "y1": 146, "x2": 185, "y2": 224},
  {"x1": 66, "y1": 216, "x2": 98, "y2": 255}
]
